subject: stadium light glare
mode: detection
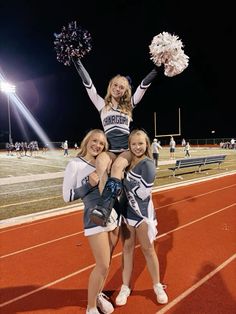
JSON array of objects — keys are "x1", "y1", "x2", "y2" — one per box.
[
  {"x1": 1, "y1": 82, "x2": 16, "y2": 144},
  {"x1": 0, "y1": 72, "x2": 54, "y2": 149}
]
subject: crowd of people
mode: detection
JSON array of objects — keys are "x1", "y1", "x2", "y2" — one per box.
[
  {"x1": 220, "y1": 138, "x2": 236, "y2": 149},
  {"x1": 5, "y1": 141, "x2": 40, "y2": 158}
]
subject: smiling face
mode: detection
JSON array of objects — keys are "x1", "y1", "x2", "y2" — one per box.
[
  {"x1": 128, "y1": 130, "x2": 152, "y2": 161},
  {"x1": 110, "y1": 76, "x2": 129, "y2": 101},
  {"x1": 79, "y1": 129, "x2": 108, "y2": 159},
  {"x1": 129, "y1": 133, "x2": 147, "y2": 158},
  {"x1": 85, "y1": 132, "x2": 107, "y2": 159}
]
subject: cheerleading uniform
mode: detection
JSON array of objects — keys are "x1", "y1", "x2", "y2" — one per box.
[
  {"x1": 63, "y1": 156, "x2": 119, "y2": 236},
  {"x1": 122, "y1": 157, "x2": 158, "y2": 243},
  {"x1": 74, "y1": 60, "x2": 159, "y2": 152}
]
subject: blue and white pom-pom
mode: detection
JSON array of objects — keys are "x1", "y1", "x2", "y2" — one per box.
[
  {"x1": 54, "y1": 21, "x2": 92, "y2": 66},
  {"x1": 149, "y1": 32, "x2": 189, "y2": 77}
]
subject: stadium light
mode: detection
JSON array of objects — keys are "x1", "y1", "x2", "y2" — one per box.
[{"x1": 1, "y1": 82, "x2": 16, "y2": 144}]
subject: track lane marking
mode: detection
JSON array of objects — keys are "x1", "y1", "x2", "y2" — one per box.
[{"x1": 156, "y1": 254, "x2": 236, "y2": 314}]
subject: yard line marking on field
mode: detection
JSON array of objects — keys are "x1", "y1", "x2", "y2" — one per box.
[
  {"x1": 0, "y1": 184, "x2": 62, "y2": 195},
  {"x1": 0, "y1": 172, "x2": 64, "y2": 186},
  {"x1": 156, "y1": 254, "x2": 236, "y2": 314},
  {"x1": 1, "y1": 180, "x2": 235, "y2": 230},
  {"x1": 0, "y1": 196, "x2": 61, "y2": 208},
  {"x1": 0, "y1": 159, "x2": 66, "y2": 169},
  {"x1": 1, "y1": 203, "x2": 235, "y2": 259}
]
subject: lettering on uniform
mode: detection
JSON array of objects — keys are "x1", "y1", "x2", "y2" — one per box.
[{"x1": 103, "y1": 115, "x2": 128, "y2": 126}]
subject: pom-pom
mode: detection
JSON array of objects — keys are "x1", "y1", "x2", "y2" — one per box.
[
  {"x1": 149, "y1": 32, "x2": 189, "y2": 77},
  {"x1": 54, "y1": 21, "x2": 92, "y2": 66}
]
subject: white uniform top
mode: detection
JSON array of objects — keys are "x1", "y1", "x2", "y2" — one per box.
[
  {"x1": 84, "y1": 82, "x2": 151, "y2": 152},
  {"x1": 63, "y1": 157, "x2": 118, "y2": 236}
]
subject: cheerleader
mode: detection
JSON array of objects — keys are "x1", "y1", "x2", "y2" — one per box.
[{"x1": 63, "y1": 129, "x2": 120, "y2": 314}]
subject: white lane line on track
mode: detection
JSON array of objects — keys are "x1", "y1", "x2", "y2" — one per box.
[
  {"x1": 156, "y1": 254, "x2": 236, "y2": 314},
  {"x1": 1, "y1": 247, "x2": 235, "y2": 308},
  {"x1": 0, "y1": 207, "x2": 83, "y2": 233},
  {"x1": 157, "y1": 183, "x2": 236, "y2": 209},
  {"x1": 1, "y1": 202, "x2": 235, "y2": 260},
  {"x1": 157, "y1": 203, "x2": 235, "y2": 239},
  {"x1": 0, "y1": 231, "x2": 83, "y2": 259}
]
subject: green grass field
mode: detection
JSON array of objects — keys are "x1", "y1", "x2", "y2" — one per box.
[{"x1": 1, "y1": 147, "x2": 236, "y2": 221}]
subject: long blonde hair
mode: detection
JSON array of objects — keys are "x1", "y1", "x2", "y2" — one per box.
[
  {"x1": 104, "y1": 75, "x2": 133, "y2": 117},
  {"x1": 128, "y1": 129, "x2": 152, "y2": 159},
  {"x1": 77, "y1": 129, "x2": 108, "y2": 157}
]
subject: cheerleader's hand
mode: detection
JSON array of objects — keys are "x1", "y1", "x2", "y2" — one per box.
[{"x1": 89, "y1": 171, "x2": 99, "y2": 187}]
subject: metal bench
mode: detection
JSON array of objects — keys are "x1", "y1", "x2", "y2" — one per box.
[{"x1": 169, "y1": 155, "x2": 227, "y2": 177}]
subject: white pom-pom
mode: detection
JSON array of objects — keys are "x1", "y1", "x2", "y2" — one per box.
[{"x1": 149, "y1": 32, "x2": 189, "y2": 76}]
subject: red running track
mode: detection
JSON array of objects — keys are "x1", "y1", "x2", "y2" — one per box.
[{"x1": 1, "y1": 174, "x2": 236, "y2": 314}]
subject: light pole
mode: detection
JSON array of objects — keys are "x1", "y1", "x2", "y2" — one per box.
[{"x1": 1, "y1": 82, "x2": 16, "y2": 144}]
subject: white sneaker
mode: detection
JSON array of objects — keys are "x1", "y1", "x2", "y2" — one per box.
[
  {"x1": 153, "y1": 283, "x2": 168, "y2": 304},
  {"x1": 115, "y1": 284, "x2": 131, "y2": 306},
  {"x1": 86, "y1": 307, "x2": 100, "y2": 314},
  {"x1": 97, "y1": 292, "x2": 114, "y2": 314}
]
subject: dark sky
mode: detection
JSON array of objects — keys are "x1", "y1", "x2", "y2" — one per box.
[{"x1": 0, "y1": 0, "x2": 234, "y2": 145}]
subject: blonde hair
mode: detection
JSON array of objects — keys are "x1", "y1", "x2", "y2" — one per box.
[
  {"x1": 128, "y1": 129, "x2": 152, "y2": 159},
  {"x1": 77, "y1": 129, "x2": 108, "y2": 157},
  {"x1": 104, "y1": 75, "x2": 132, "y2": 117}
]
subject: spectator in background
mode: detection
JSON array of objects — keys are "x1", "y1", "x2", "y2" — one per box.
[
  {"x1": 63, "y1": 140, "x2": 69, "y2": 156},
  {"x1": 181, "y1": 138, "x2": 186, "y2": 147},
  {"x1": 230, "y1": 138, "x2": 235, "y2": 149},
  {"x1": 151, "y1": 138, "x2": 162, "y2": 168},
  {"x1": 184, "y1": 142, "x2": 191, "y2": 157},
  {"x1": 6, "y1": 142, "x2": 11, "y2": 156},
  {"x1": 169, "y1": 136, "x2": 176, "y2": 159}
]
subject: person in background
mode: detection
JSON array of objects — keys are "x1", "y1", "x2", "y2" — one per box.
[
  {"x1": 63, "y1": 129, "x2": 120, "y2": 314},
  {"x1": 63, "y1": 140, "x2": 69, "y2": 156},
  {"x1": 169, "y1": 136, "x2": 176, "y2": 159},
  {"x1": 184, "y1": 141, "x2": 191, "y2": 157},
  {"x1": 151, "y1": 138, "x2": 162, "y2": 168},
  {"x1": 115, "y1": 129, "x2": 168, "y2": 307}
]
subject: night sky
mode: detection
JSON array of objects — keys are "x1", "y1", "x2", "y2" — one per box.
[{"x1": 0, "y1": 0, "x2": 234, "y2": 145}]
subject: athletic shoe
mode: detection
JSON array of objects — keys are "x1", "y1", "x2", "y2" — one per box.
[
  {"x1": 153, "y1": 283, "x2": 168, "y2": 304},
  {"x1": 115, "y1": 284, "x2": 131, "y2": 306},
  {"x1": 97, "y1": 292, "x2": 114, "y2": 314},
  {"x1": 86, "y1": 307, "x2": 100, "y2": 314}
]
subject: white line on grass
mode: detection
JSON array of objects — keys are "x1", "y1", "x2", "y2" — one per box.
[
  {"x1": 1, "y1": 173, "x2": 235, "y2": 229},
  {"x1": 0, "y1": 195, "x2": 61, "y2": 209},
  {"x1": 0, "y1": 184, "x2": 61, "y2": 195}
]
